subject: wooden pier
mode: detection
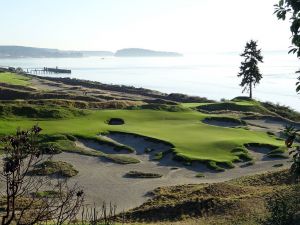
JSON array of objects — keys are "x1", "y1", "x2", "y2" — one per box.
[
  {"x1": 0, "y1": 66, "x2": 71, "y2": 75},
  {"x1": 27, "y1": 67, "x2": 71, "y2": 74}
]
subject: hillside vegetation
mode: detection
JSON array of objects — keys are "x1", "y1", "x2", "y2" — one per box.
[
  {"x1": 123, "y1": 169, "x2": 300, "y2": 225},
  {"x1": 0, "y1": 72, "x2": 31, "y2": 86}
]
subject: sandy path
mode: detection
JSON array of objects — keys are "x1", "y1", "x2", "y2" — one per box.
[{"x1": 53, "y1": 131, "x2": 291, "y2": 213}]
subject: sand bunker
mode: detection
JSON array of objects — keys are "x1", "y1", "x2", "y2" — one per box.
[
  {"x1": 57, "y1": 132, "x2": 291, "y2": 211},
  {"x1": 244, "y1": 143, "x2": 286, "y2": 161},
  {"x1": 108, "y1": 118, "x2": 125, "y2": 125}
]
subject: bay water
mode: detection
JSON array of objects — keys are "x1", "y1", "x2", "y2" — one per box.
[{"x1": 1, "y1": 51, "x2": 300, "y2": 110}]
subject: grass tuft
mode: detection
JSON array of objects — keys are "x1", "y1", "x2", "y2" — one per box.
[
  {"x1": 125, "y1": 171, "x2": 163, "y2": 178},
  {"x1": 195, "y1": 173, "x2": 205, "y2": 178},
  {"x1": 31, "y1": 160, "x2": 78, "y2": 177}
]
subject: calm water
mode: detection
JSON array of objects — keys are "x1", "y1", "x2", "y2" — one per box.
[{"x1": 1, "y1": 52, "x2": 300, "y2": 110}]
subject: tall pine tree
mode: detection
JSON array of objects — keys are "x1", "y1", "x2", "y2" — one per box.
[{"x1": 237, "y1": 40, "x2": 263, "y2": 99}]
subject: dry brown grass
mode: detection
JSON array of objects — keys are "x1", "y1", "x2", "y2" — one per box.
[{"x1": 122, "y1": 169, "x2": 296, "y2": 225}]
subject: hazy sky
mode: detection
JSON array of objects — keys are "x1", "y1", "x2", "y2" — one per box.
[{"x1": 0, "y1": 0, "x2": 292, "y2": 53}]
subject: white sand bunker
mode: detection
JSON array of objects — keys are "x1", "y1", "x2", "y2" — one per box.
[
  {"x1": 106, "y1": 132, "x2": 173, "y2": 155},
  {"x1": 244, "y1": 143, "x2": 288, "y2": 161},
  {"x1": 54, "y1": 137, "x2": 292, "y2": 211},
  {"x1": 54, "y1": 133, "x2": 293, "y2": 211},
  {"x1": 203, "y1": 117, "x2": 246, "y2": 127}
]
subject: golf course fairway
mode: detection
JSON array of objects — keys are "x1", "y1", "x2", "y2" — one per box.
[{"x1": 0, "y1": 108, "x2": 284, "y2": 165}]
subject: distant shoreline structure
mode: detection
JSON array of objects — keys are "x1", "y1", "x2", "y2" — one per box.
[{"x1": 0, "y1": 46, "x2": 183, "y2": 58}]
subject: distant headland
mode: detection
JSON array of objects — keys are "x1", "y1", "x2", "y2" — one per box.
[{"x1": 0, "y1": 46, "x2": 183, "y2": 58}]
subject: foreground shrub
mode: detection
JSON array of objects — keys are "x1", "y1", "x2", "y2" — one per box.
[
  {"x1": 262, "y1": 186, "x2": 300, "y2": 225},
  {"x1": 0, "y1": 126, "x2": 84, "y2": 225}
]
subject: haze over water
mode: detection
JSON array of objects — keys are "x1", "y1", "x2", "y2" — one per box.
[{"x1": 1, "y1": 51, "x2": 300, "y2": 110}]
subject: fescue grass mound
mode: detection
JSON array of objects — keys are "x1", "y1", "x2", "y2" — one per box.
[
  {"x1": 31, "y1": 160, "x2": 78, "y2": 177},
  {"x1": 125, "y1": 171, "x2": 163, "y2": 178},
  {"x1": 234, "y1": 169, "x2": 294, "y2": 186},
  {"x1": 39, "y1": 134, "x2": 81, "y2": 154},
  {"x1": 128, "y1": 103, "x2": 190, "y2": 112},
  {"x1": 9, "y1": 99, "x2": 143, "y2": 110},
  {"x1": 123, "y1": 182, "x2": 262, "y2": 222},
  {"x1": 0, "y1": 103, "x2": 87, "y2": 119},
  {"x1": 194, "y1": 183, "x2": 248, "y2": 197},
  {"x1": 262, "y1": 101, "x2": 300, "y2": 122},
  {"x1": 123, "y1": 170, "x2": 298, "y2": 224},
  {"x1": 197, "y1": 98, "x2": 270, "y2": 115},
  {"x1": 104, "y1": 155, "x2": 140, "y2": 164}
]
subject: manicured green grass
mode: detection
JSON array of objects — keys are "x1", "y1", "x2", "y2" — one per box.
[
  {"x1": 0, "y1": 109, "x2": 284, "y2": 165},
  {"x1": 0, "y1": 72, "x2": 31, "y2": 86}
]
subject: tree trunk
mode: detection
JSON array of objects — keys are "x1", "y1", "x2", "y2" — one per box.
[{"x1": 249, "y1": 81, "x2": 252, "y2": 99}]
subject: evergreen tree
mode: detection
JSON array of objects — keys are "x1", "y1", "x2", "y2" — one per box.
[{"x1": 237, "y1": 40, "x2": 264, "y2": 99}]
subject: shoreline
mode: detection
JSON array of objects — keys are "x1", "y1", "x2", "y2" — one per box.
[{"x1": 1, "y1": 52, "x2": 299, "y2": 111}]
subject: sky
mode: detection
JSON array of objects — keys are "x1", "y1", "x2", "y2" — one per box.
[{"x1": 0, "y1": 0, "x2": 293, "y2": 53}]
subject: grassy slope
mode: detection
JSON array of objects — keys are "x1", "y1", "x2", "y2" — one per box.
[
  {"x1": 123, "y1": 170, "x2": 298, "y2": 225},
  {"x1": 0, "y1": 72, "x2": 31, "y2": 86},
  {"x1": 0, "y1": 109, "x2": 283, "y2": 164}
]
